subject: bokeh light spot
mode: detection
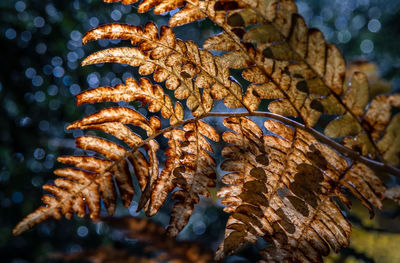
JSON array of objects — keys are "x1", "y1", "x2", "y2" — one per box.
[
  {"x1": 360, "y1": 39, "x2": 374, "y2": 54},
  {"x1": 111, "y1": 10, "x2": 122, "y2": 21},
  {"x1": 69, "y1": 84, "x2": 81, "y2": 95},
  {"x1": 77, "y1": 226, "x2": 89, "y2": 237},
  {"x1": 89, "y1": 17, "x2": 99, "y2": 27},
  {"x1": 34, "y1": 91, "x2": 46, "y2": 102},
  {"x1": 33, "y1": 16, "x2": 45, "y2": 28},
  {"x1": 70, "y1": 30, "x2": 82, "y2": 41},
  {"x1": 5, "y1": 28, "x2": 17, "y2": 40},
  {"x1": 33, "y1": 148, "x2": 46, "y2": 160},
  {"x1": 32, "y1": 75, "x2": 43, "y2": 87},
  {"x1": 368, "y1": 19, "x2": 381, "y2": 33},
  {"x1": 35, "y1": 43, "x2": 47, "y2": 54},
  {"x1": 47, "y1": 85, "x2": 58, "y2": 96},
  {"x1": 25, "y1": 67, "x2": 36, "y2": 79},
  {"x1": 338, "y1": 30, "x2": 352, "y2": 43},
  {"x1": 193, "y1": 221, "x2": 206, "y2": 236},
  {"x1": 15, "y1": 1, "x2": 26, "y2": 12}
]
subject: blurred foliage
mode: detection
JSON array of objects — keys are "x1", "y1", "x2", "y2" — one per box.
[
  {"x1": 326, "y1": 227, "x2": 400, "y2": 263},
  {"x1": 1, "y1": 0, "x2": 400, "y2": 262}
]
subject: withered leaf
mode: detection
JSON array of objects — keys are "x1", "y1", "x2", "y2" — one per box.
[{"x1": 14, "y1": 2, "x2": 396, "y2": 263}]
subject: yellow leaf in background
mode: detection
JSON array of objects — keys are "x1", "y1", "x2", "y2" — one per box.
[
  {"x1": 377, "y1": 114, "x2": 400, "y2": 165},
  {"x1": 346, "y1": 60, "x2": 391, "y2": 99},
  {"x1": 350, "y1": 228, "x2": 400, "y2": 263}
]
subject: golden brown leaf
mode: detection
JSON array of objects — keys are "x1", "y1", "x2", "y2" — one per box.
[
  {"x1": 150, "y1": 120, "x2": 219, "y2": 236},
  {"x1": 346, "y1": 60, "x2": 391, "y2": 99},
  {"x1": 146, "y1": 129, "x2": 185, "y2": 216},
  {"x1": 377, "y1": 114, "x2": 400, "y2": 165},
  {"x1": 342, "y1": 72, "x2": 369, "y2": 117},
  {"x1": 104, "y1": 0, "x2": 138, "y2": 4},
  {"x1": 77, "y1": 77, "x2": 184, "y2": 125},
  {"x1": 200, "y1": 0, "x2": 348, "y2": 127},
  {"x1": 68, "y1": 107, "x2": 155, "y2": 136},
  {"x1": 343, "y1": 94, "x2": 400, "y2": 160},
  {"x1": 14, "y1": 1, "x2": 400, "y2": 262},
  {"x1": 82, "y1": 22, "x2": 247, "y2": 114},
  {"x1": 13, "y1": 105, "x2": 164, "y2": 235},
  {"x1": 324, "y1": 112, "x2": 362, "y2": 138},
  {"x1": 216, "y1": 117, "x2": 385, "y2": 262}
]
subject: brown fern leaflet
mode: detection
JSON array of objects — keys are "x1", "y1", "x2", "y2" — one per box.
[
  {"x1": 13, "y1": 0, "x2": 400, "y2": 262},
  {"x1": 216, "y1": 117, "x2": 384, "y2": 261}
]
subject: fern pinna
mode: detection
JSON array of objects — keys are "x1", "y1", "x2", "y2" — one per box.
[{"x1": 14, "y1": 0, "x2": 400, "y2": 262}]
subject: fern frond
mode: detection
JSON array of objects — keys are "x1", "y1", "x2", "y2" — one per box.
[
  {"x1": 201, "y1": 0, "x2": 345, "y2": 127},
  {"x1": 346, "y1": 60, "x2": 391, "y2": 99},
  {"x1": 147, "y1": 120, "x2": 219, "y2": 236},
  {"x1": 216, "y1": 117, "x2": 385, "y2": 261},
  {"x1": 103, "y1": 0, "x2": 229, "y2": 27},
  {"x1": 77, "y1": 77, "x2": 184, "y2": 125},
  {"x1": 209, "y1": 1, "x2": 400, "y2": 168},
  {"x1": 133, "y1": 0, "x2": 400, "y2": 166},
  {"x1": 14, "y1": 0, "x2": 400, "y2": 261},
  {"x1": 13, "y1": 107, "x2": 159, "y2": 235},
  {"x1": 82, "y1": 22, "x2": 247, "y2": 114},
  {"x1": 331, "y1": 93, "x2": 400, "y2": 164}
]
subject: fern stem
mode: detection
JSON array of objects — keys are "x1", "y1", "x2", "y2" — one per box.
[
  {"x1": 122, "y1": 111, "x2": 399, "y2": 177},
  {"x1": 205, "y1": 111, "x2": 400, "y2": 177}
]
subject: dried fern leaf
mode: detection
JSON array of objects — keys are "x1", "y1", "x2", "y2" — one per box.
[
  {"x1": 145, "y1": 129, "x2": 185, "y2": 216},
  {"x1": 377, "y1": 114, "x2": 400, "y2": 165},
  {"x1": 149, "y1": 0, "x2": 400, "y2": 165},
  {"x1": 186, "y1": 0, "x2": 393, "y2": 152},
  {"x1": 341, "y1": 94, "x2": 400, "y2": 163},
  {"x1": 138, "y1": 139, "x2": 160, "y2": 211},
  {"x1": 167, "y1": 120, "x2": 219, "y2": 236},
  {"x1": 103, "y1": 0, "x2": 232, "y2": 27},
  {"x1": 216, "y1": 117, "x2": 385, "y2": 262},
  {"x1": 13, "y1": 107, "x2": 162, "y2": 235},
  {"x1": 14, "y1": 2, "x2": 400, "y2": 262},
  {"x1": 68, "y1": 106, "x2": 157, "y2": 136},
  {"x1": 206, "y1": 0, "x2": 400, "y2": 167},
  {"x1": 104, "y1": 0, "x2": 139, "y2": 5},
  {"x1": 82, "y1": 22, "x2": 246, "y2": 114},
  {"x1": 194, "y1": 0, "x2": 344, "y2": 127},
  {"x1": 103, "y1": 0, "x2": 400, "y2": 166},
  {"x1": 77, "y1": 77, "x2": 184, "y2": 125},
  {"x1": 147, "y1": 120, "x2": 219, "y2": 236},
  {"x1": 346, "y1": 60, "x2": 391, "y2": 99}
]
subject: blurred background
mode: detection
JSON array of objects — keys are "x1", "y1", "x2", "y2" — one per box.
[{"x1": 1, "y1": 0, "x2": 400, "y2": 262}]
